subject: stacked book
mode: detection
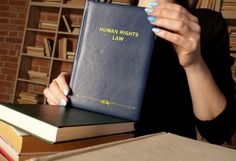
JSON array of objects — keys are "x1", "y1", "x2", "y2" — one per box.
[
  {"x1": 220, "y1": 0, "x2": 236, "y2": 19},
  {"x1": 71, "y1": 23, "x2": 80, "y2": 34},
  {"x1": 39, "y1": 21, "x2": 57, "y2": 31},
  {"x1": 0, "y1": 121, "x2": 133, "y2": 161},
  {"x1": 229, "y1": 26, "x2": 236, "y2": 52},
  {"x1": 229, "y1": 26, "x2": 236, "y2": 82},
  {"x1": 17, "y1": 91, "x2": 44, "y2": 104},
  {"x1": 28, "y1": 70, "x2": 48, "y2": 84},
  {"x1": 66, "y1": 51, "x2": 75, "y2": 60},
  {"x1": 196, "y1": 0, "x2": 221, "y2": 11},
  {"x1": 61, "y1": 15, "x2": 81, "y2": 34},
  {"x1": 27, "y1": 38, "x2": 53, "y2": 57},
  {"x1": 27, "y1": 46, "x2": 44, "y2": 57}
]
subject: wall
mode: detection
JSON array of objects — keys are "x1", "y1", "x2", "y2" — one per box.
[{"x1": 0, "y1": 0, "x2": 28, "y2": 103}]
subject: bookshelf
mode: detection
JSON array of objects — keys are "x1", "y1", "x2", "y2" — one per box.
[
  {"x1": 220, "y1": 1, "x2": 236, "y2": 83},
  {"x1": 196, "y1": 0, "x2": 236, "y2": 82},
  {"x1": 12, "y1": 0, "x2": 135, "y2": 104},
  {"x1": 12, "y1": 0, "x2": 85, "y2": 104}
]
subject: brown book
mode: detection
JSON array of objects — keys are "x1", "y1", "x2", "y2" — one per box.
[
  {"x1": 0, "y1": 121, "x2": 133, "y2": 159},
  {"x1": 196, "y1": 0, "x2": 202, "y2": 8},
  {"x1": 17, "y1": 97, "x2": 44, "y2": 104},
  {"x1": 221, "y1": 10, "x2": 236, "y2": 19},
  {"x1": 19, "y1": 92, "x2": 43, "y2": 101},
  {"x1": 18, "y1": 91, "x2": 44, "y2": 104},
  {"x1": 29, "y1": 76, "x2": 48, "y2": 84},
  {"x1": 39, "y1": 21, "x2": 57, "y2": 30},
  {"x1": 43, "y1": 38, "x2": 53, "y2": 57},
  {"x1": 58, "y1": 38, "x2": 67, "y2": 59},
  {"x1": 27, "y1": 70, "x2": 48, "y2": 78},
  {"x1": 17, "y1": 98, "x2": 38, "y2": 104},
  {"x1": 214, "y1": 0, "x2": 221, "y2": 11},
  {"x1": 230, "y1": 47, "x2": 236, "y2": 52},
  {"x1": 58, "y1": 38, "x2": 69, "y2": 59},
  {"x1": 72, "y1": 27, "x2": 80, "y2": 34},
  {"x1": 27, "y1": 46, "x2": 45, "y2": 56},
  {"x1": 62, "y1": 15, "x2": 72, "y2": 33}
]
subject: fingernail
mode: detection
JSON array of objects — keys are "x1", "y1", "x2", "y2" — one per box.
[
  {"x1": 63, "y1": 89, "x2": 69, "y2": 96},
  {"x1": 60, "y1": 99, "x2": 67, "y2": 106},
  {"x1": 148, "y1": 16, "x2": 157, "y2": 22},
  {"x1": 152, "y1": 27, "x2": 160, "y2": 33},
  {"x1": 144, "y1": 8, "x2": 153, "y2": 13},
  {"x1": 149, "y1": 1, "x2": 158, "y2": 7}
]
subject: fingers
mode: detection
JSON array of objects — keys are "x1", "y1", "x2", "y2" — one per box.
[
  {"x1": 149, "y1": 17, "x2": 199, "y2": 36},
  {"x1": 145, "y1": 2, "x2": 200, "y2": 49},
  {"x1": 145, "y1": 2, "x2": 200, "y2": 33},
  {"x1": 152, "y1": 28, "x2": 199, "y2": 50},
  {"x1": 55, "y1": 72, "x2": 70, "y2": 95},
  {"x1": 152, "y1": 3, "x2": 198, "y2": 23},
  {"x1": 43, "y1": 72, "x2": 71, "y2": 106}
]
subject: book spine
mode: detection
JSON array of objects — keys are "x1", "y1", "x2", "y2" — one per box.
[{"x1": 70, "y1": 0, "x2": 89, "y2": 88}]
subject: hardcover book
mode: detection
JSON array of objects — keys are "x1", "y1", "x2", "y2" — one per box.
[
  {"x1": 0, "y1": 104, "x2": 133, "y2": 143},
  {"x1": 0, "y1": 121, "x2": 133, "y2": 161},
  {"x1": 0, "y1": 1, "x2": 154, "y2": 144},
  {"x1": 69, "y1": 0, "x2": 155, "y2": 121},
  {"x1": 0, "y1": 121, "x2": 133, "y2": 154}
]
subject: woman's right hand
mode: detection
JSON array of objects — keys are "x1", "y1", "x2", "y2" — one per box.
[{"x1": 43, "y1": 72, "x2": 71, "y2": 106}]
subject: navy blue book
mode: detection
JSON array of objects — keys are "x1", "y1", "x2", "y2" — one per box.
[{"x1": 70, "y1": 1, "x2": 155, "y2": 121}]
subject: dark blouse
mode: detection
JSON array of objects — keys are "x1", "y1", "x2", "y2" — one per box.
[{"x1": 134, "y1": 9, "x2": 236, "y2": 144}]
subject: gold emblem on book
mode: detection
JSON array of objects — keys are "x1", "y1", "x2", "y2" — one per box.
[
  {"x1": 75, "y1": 94, "x2": 135, "y2": 110},
  {"x1": 100, "y1": 100, "x2": 111, "y2": 105}
]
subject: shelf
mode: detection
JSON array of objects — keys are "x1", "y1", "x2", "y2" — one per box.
[
  {"x1": 12, "y1": 0, "x2": 84, "y2": 104},
  {"x1": 17, "y1": 78, "x2": 48, "y2": 86},
  {"x1": 53, "y1": 57, "x2": 74, "y2": 62},
  {"x1": 57, "y1": 31, "x2": 79, "y2": 36},
  {"x1": 21, "y1": 53, "x2": 52, "y2": 60},
  {"x1": 30, "y1": 1, "x2": 61, "y2": 7},
  {"x1": 27, "y1": 28, "x2": 57, "y2": 34},
  {"x1": 62, "y1": 4, "x2": 84, "y2": 9}
]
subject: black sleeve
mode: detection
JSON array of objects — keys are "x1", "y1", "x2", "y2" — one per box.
[{"x1": 194, "y1": 10, "x2": 236, "y2": 145}]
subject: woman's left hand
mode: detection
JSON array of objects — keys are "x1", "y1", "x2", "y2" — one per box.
[{"x1": 146, "y1": 2, "x2": 203, "y2": 69}]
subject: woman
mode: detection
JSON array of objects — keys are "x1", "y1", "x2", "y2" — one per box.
[{"x1": 44, "y1": 0, "x2": 236, "y2": 144}]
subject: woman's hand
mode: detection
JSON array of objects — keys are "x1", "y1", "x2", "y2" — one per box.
[
  {"x1": 145, "y1": 2, "x2": 203, "y2": 69},
  {"x1": 43, "y1": 72, "x2": 71, "y2": 106}
]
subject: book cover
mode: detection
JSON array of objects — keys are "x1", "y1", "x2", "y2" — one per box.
[
  {"x1": 0, "y1": 104, "x2": 134, "y2": 143},
  {"x1": 69, "y1": 0, "x2": 155, "y2": 121},
  {"x1": 0, "y1": 121, "x2": 133, "y2": 156},
  {"x1": 28, "y1": 133, "x2": 236, "y2": 161}
]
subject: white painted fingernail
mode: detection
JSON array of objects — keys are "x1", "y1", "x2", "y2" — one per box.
[
  {"x1": 152, "y1": 27, "x2": 160, "y2": 33},
  {"x1": 59, "y1": 99, "x2": 67, "y2": 106},
  {"x1": 63, "y1": 89, "x2": 69, "y2": 96}
]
